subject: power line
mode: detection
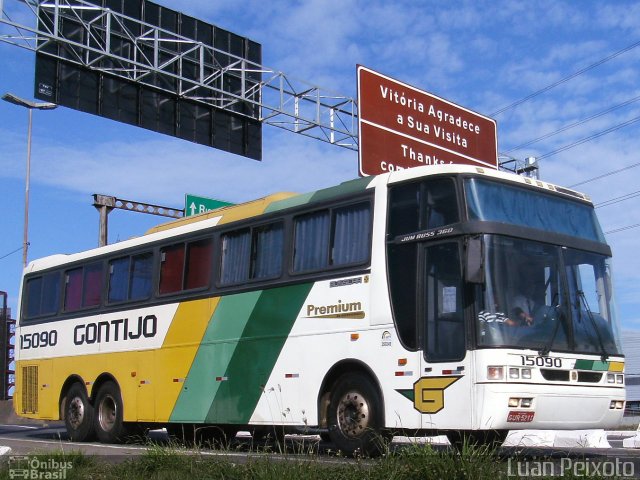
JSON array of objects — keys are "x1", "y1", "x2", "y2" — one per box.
[
  {"x1": 503, "y1": 94, "x2": 640, "y2": 154},
  {"x1": 570, "y1": 161, "x2": 640, "y2": 188},
  {"x1": 537, "y1": 115, "x2": 640, "y2": 160},
  {"x1": 0, "y1": 246, "x2": 23, "y2": 261},
  {"x1": 595, "y1": 190, "x2": 640, "y2": 208},
  {"x1": 491, "y1": 39, "x2": 640, "y2": 117},
  {"x1": 606, "y1": 224, "x2": 640, "y2": 235}
]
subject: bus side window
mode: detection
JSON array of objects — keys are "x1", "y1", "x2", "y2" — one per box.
[
  {"x1": 388, "y1": 177, "x2": 458, "y2": 237},
  {"x1": 109, "y1": 257, "x2": 130, "y2": 303},
  {"x1": 159, "y1": 244, "x2": 185, "y2": 294},
  {"x1": 64, "y1": 268, "x2": 83, "y2": 311},
  {"x1": 83, "y1": 262, "x2": 103, "y2": 307},
  {"x1": 220, "y1": 229, "x2": 251, "y2": 285},
  {"x1": 331, "y1": 202, "x2": 371, "y2": 266},
  {"x1": 252, "y1": 223, "x2": 284, "y2": 279},
  {"x1": 388, "y1": 183, "x2": 419, "y2": 237},
  {"x1": 293, "y1": 211, "x2": 330, "y2": 272},
  {"x1": 109, "y1": 252, "x2": 153, "y2": 303},
  {"x1": 293, "y1": 203, "x2": 370, "y2": 274},
  {"x1": 221, "y1": 222, "x2": 284, "y2": 285},
  {"x1": 64, "y1": 262, "x2": 103, "y2": 312},
  {"x1": 185, "y1": 238, "x2": 213, "y2": 289},
  {"x1": 130, "y1": 253, "x2": 153, "y2": 300},
  {"x1": 424, "y1": 178, "x2": 458, "y2": 229},
  {"x1": 25, "y1": 272, "x2": 60, "y2": 319}
]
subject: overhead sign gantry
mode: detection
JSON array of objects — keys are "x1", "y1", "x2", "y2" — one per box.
[{"x1": 0, "y1": 0, "x2": 359, "y2": 159}]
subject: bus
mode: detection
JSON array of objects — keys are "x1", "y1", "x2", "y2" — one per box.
[{"x1": 15, "y1": 164, "x2": 624, "y2": 455}]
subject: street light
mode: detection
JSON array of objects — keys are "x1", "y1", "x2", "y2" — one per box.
[{"x1": 1, "y1": 93, "x2": 57, "y2": 267}]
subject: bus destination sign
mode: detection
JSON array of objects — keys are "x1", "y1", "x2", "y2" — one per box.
[{"x1": 357, "y1": 65, "x2": 498, "y2": 176}]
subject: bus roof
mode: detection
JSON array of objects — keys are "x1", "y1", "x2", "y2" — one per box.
[{"x1": 24, "y1": 165, "x2": 590, "y2": 273}]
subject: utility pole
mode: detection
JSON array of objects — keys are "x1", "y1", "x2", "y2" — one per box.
[
  {"x1": 1, "y1": 93, "x2": 57, "y2": 266},
  {"x1": 92, "y1": 194, "x2": 184, "y2": 247}
]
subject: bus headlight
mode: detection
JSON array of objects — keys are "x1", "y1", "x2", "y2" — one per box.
[
  {"x1": 487, "y1": 366, "x2": 504, "y2": 380},
  {"x1": 509, "y1": 368, "x2": 520, "y2": 379},
  {"x1": 521, "y1": 368, "x2": 532, "y2": 379},
  {"x1": 607, "y1": 373, "x2": 616, "y2": 384},
  {"x1": 617, "y1": 374, "x2": 624, "y2": 384}
]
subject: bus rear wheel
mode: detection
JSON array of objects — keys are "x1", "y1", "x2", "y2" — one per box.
[
  {"x1": 64, "y1": 383, "x2": 95, "y2": 442},
  {"x1": 94, "y1": 381, "x2": 127, "y2": 443},
  {"x1": 327, "y1": 373, "x2": 387, "y2": 457}
]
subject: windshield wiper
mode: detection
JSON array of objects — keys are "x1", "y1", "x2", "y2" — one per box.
[
  {"x1": 577, "y1": 290, "x2": 609, "y2": 362},
  {"x1": 538, "y1": 303, "x2": 563, "y2": 357}
]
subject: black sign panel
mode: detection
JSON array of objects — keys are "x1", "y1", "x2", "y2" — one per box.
[{"x1": 34, "y1": 0, "x2": 262, "y2": 160}]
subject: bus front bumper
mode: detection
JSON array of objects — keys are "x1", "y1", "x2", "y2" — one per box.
[{"x1": 476, "y1": 383, "x2": 625, "y2": 430}]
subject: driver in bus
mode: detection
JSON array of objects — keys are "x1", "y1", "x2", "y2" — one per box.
[
  {"x1": 478, "y1": 308, "x2": 520, "y2": 326},
  {"x1": 478, "y1": 292, "x2": 521, "y2": 327},
  {"x1": 510, "y1": 274, "x2": 549, "y2": 327}
]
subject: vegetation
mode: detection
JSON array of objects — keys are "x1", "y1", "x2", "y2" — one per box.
[{"x1": 0, "y1": 439, "x2": 620, "y2": 480}]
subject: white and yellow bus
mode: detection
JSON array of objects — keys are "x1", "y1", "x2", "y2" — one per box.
[{"x1": 15, "y1": 164, "x2": 624, "y2": 455}]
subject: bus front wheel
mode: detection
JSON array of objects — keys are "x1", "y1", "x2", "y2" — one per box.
[
  {"x1": 327, "y1": 373, "x2": 387, "y2": 457},
  {"x1": 94, "y1": 381, "x2": 127, "y2": 443},
  {"x1": 63, "y1": 383, "x2": 95, "y2": 442}
]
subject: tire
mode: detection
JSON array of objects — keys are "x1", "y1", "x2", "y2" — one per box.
[
  {"x1": 64, "y1": 383, "x2": 95, "y2": 442},
  {"x1": 327, "y1": 373, "x2": 387, "y2": 457},
  {"x1": 94, "y1": 381, "x2": 128, "y2": 443}
]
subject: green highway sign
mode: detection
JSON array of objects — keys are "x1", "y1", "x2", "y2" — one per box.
[{"x1": 184, "y1": 194, "x2": 234, "y2": 217}]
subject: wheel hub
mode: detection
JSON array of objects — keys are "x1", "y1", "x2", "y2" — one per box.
[
  {"x1": 68, "y1": 397, "x2": 85, "y2": 430},
  {"x1": 98, "y1": 394, "x2": 117, "y2": 432},
  {"x1": 337, "y1": 391, "x2": 370, "y2": 438}
]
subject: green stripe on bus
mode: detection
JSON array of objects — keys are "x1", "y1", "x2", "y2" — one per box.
[
  {"x1": 574, "y1": 359, "x2": 609, "y2": 371},
  {"x1": 204, "y1": 283, "x2": 313, "y2": 424},
  {"x1": 169, "y1": 291, "x2": 262, "y2": 422},
  {"x1": 265, "y1": 177, "x2": 372, "y2": 213}
]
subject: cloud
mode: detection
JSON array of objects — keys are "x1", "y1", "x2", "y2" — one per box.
[{"x1": 0, "y1": 124, "x2": 357, "y2": 208}]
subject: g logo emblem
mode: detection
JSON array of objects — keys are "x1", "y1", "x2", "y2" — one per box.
[{"x1": 413, "y1": 376, "x2": 460, "y2": 413}]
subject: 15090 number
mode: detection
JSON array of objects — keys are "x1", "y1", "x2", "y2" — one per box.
[
  {"x1": 20, "y1": 330, "x2": 58, "y2": 349},
  {"x1": 520, "y1": 355, "x2": 562, "y2": 368}
]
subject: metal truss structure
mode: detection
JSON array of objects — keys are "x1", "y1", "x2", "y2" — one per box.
[
  {"x1": 498, "y1": 155, "x2": 539, "y2": 179},
  {"x1": 0, "y1": 0, "x2": 358, "y2": 150},
  {"x1": 92, "y1": 193, "x2": 183, "y2": 246}
]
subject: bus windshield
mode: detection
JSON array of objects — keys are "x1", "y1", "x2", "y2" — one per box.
[
  {"x1": 476, "y1": 235, "x2": 622, "y2": 356},
  {"x1": 465, "y1": 178, "x2": 606, "y2": 243}
]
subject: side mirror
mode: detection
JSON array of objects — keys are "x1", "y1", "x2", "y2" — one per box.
[{"x1": 465, "y1": 236, "x2": 484, "y2": 284}]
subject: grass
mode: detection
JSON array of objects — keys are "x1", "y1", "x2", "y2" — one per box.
[{"x1": 0, "y1": 438, "x2": 623, "y2": 479}]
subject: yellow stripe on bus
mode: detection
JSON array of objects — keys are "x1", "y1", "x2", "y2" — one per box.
[
  {"x1": 145, "y1": 193, "x2": 297, "y2": 234},
  {"x1": 15, "y1": 298, "x2": 219, "y2": 423},
  {"x1": 608, "y1": 361, "x2": 624, "y2": 372},
  {"x1": 154, "y1": 297, "x2": 220, "y2": 421}
]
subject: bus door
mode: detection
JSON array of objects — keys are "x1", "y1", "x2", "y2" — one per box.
[{"x1": 418, "y1": 241, "x2": 473, "y2": 430}]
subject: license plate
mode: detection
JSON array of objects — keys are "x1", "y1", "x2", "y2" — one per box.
[{"x1": 507, "y1": 411, "x2": 535, "y2": 423}]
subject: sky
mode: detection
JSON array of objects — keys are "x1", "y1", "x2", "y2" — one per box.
[{"x1": 0, "y1": 0, "x2": 639, "y2": 331}]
